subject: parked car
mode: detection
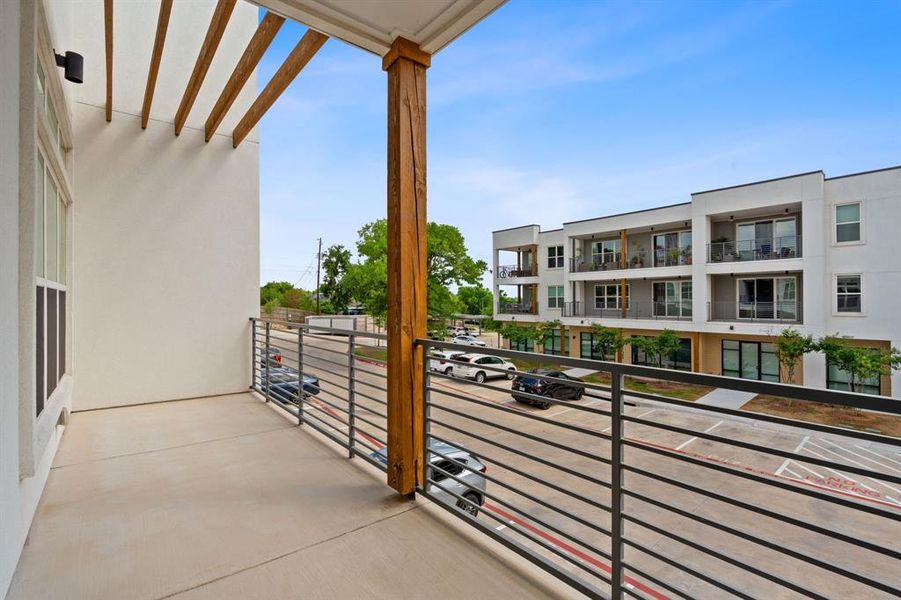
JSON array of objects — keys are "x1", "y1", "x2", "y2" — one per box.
[
  {"x1": 429, "y1": 350, "x2": 467, "y2": 376},
  {"x1": 266, "y1": 372, "x2": 321, "y2": 405},
  {"x1": 511, "y1": 368, "x2": 585, "y2": 409},
  {"x1": 452, "y1": 335, "x2": 487, "y2": 347},
  {"x1": 445, "y1": 326, "x2": 467, "y2": 337},
  {"x1": 259, "y1": 346, "x2": 282, "y2": 367},
  {"x1": 371, "y1": 439, "x2": 486, "y2": 516},
  {"x1": 452, "y1": 354, "x2": 516, "y2": 383}
]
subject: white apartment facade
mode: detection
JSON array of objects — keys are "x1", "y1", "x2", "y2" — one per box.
[
  {"x1": 1, "y1": 1, "x2": 260, "y2": 595},
  {"x1": 492, "y1": 167, "x2": 901, "y2": 397}
]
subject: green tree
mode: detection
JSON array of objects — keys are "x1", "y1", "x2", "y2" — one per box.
[
  {"x1": 632, "y1": 329, "x2": 682, "y2": 368},
  {"x1": 262, "y1": 298, "x2": 279, "y2": 315},
  {"x1": 589, "y1": 324, "x2": 625, "y2": 361},
  {"x1": 319, "y1": 244, "x2": 353, "y2": 314},
  {"x1": 499, "y1": 323, "x2": 544, "y2": 347},
  {"x1": 347, "y1": 219, "x2": 487, "y2": 322},
  {"x1": 260, "y1": 281, "x2": 295, "y2": 306},
  {"x1": 775, "y1": 328, "x2": 816, "y2": 384},
  {"x1": 816, "y1": 336, "x2": 901, "y2": 395},
  {"x1": 457, "y1": 286, "x2": 493, "y2": 315},
  {"x1": 283, "y1": 288, "x2": 315, "y2": 311}
]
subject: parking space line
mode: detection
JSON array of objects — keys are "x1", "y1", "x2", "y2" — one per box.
[
  {"x1": 602, "y1": 408, "x2": 655, "y2": 433},
  {"x1": 545, "y1": 397, "x2": 604, "y2": 418},
  {"x1": 674, "y1": 420, "x2": 723, "y2": 451},
  {"x1": 800, "y1": 445, "x2": 901, "y2": 501},
  {"x1": 775, "y1": 435, "x2": 810, "y2": 476},
  {"x1": 854, "y1": 444, "x2": 901, "y2": 468},
  {"x1": 814, "y1": 438, "x2": 901, "y2": 475}
]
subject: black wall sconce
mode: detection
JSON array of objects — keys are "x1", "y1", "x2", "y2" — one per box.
[{"x1": 54, "y1": 50, "x2": 84, "y2": 84}]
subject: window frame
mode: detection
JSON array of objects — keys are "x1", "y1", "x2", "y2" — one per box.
[
  {"x1": 631, "y1": 336, "x2": 692, "y2": 371},
  {"x1": 833, "y1": 201, "x2": 863, "y2": 245},
  {"x1": 547, "y1": 285, "x2": 564, "y2": 309},
  {"x1": 721, "y1": 340, "x2": 779, "y2": 382},
  {"x1": 735, "y1": 276, "x2": 799, "y2": 321},
  {"x1": 594, "y1": 283, "x2": 630, "y2": 310},
  {"x1": 547, "y1": 245, "x2": 564, "y2": 269},
  {"x1": 826, "y1": 358, "x2": 880, "y2": 396},
  {"x1": 653, "y1": 229, "x2": 692, "y2": 267},
  {"x1": 834, "y1": 273, "x2": 863, "y2": 316},
  {"x1": 652, "y1": 280, "x2": 692, "y2": 318}
]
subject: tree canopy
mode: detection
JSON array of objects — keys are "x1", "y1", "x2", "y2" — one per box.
[
  {"x1": 319, "y1": 244, "x2": 353, "y2": 314},
  {"x1": 457, "y1": 286, "x2": 493, "y2": 315}
]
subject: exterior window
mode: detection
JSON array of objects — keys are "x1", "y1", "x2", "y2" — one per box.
[
  {"x1": 653, "y1": 230, "x2": 691, "y2": 266},
  {"x1": 510, "y1": 338, "x2": 534, "y2": 353},
  {"x1": 827, "y1": 360, "x2": 880, "y2": 396},
  {"x1": 543, "y1": 329, "x2": 565, "y2": 356},
  {"x1": 631, "y1": 337, "x2": 691, "y2": 370},
  {"x1": 36, "y1": 155, "x2": 68, "y2": 416},
  {"x1": 594, "y1": 284, "x2": 629, "y2": 309},
  {"x1": 722, "y1": 340, "x2": 779, "y2": 382},
  {"x1": 580, "y1": 332, "x2": 613, "y2": 361},
  {"x1": 835, "y1": 203, "x2": 861, "y2": 243},
  {"x1": 547, "y1": 285, "x2": 564, "y2": 309},
  {"x1": 652, "y1": 281, "x2": 692, "y2": 318},
  {"x1": 737, "y1": 276, "x2": 798, "y2": 321},
  {"x1": 836, "y1": 275, "x2": 861, "y2": 313},
  {"x1": 591, "y1": 239, "x2": 620, "y2": 267},
  {"x1": 547, "y1": 245, "x2": 564, "y2": 269}
]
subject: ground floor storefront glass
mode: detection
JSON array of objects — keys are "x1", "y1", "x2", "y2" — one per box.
[{"x1": 722, "y1": 340, "x2": 779, "y2": 382}]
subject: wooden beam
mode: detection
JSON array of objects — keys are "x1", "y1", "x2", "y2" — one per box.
[
  {"x1": 384, "y1": 37, "x2": 429, "y2": 495},
  {"x1": 174, "y1": 0, "x2": 236, "y2": 136},
  {"x1": 141, "y1": 0, "x2": 173, "y2": 129},
  {"x1": 231, "y1": 29, "x2": 327, "y2": 148},
  {"x1": 104, "y1": 0, "x2": 112, "y2": 121},
  {"x1": 205, "y1": 11, "x2": 284, "y2": 142}
]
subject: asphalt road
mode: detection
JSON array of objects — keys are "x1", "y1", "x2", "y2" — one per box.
[{"x1": 256, "y1": 328, "x2": 900, "y2": 600}]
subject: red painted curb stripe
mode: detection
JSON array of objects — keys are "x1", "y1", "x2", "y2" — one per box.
[{"x1": 484, "y1": 502, "x2": 670, "y2": 600}]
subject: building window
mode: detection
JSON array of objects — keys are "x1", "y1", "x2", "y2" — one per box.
[
  {"x1": 735, "y1": 217, "x2": 798, "y2": 260},
  {"x1": 36, "y1": 154, "x2": 68, "y2": 416},
  {"x1": 591, "y1": 239, "x2": 620, "y2": 267},
  {"x1": 547, "y1": 245, "x2": 564, "y2": 269},
  {"x1": 594, "y1": 283, "x2": 629, "y2": 310},
  {"x1": 543, "y1": 329, "x2": 565, "y2": 356},
  {"x1": 835, "y1": 203, "x2": 861, "y2": 243},
  {"x1": 652, "y1": 281, "x2": 692, "y2": 318},
  {"x1": 737, "y1": 276, "x2": 798, "y2": 321},
  {"x1": 722, "y1": 340, "x2": 779, "y2": 382},
  {"x1": 580, "y1": 332, "x2": 614, "y2": 361},
  {"x1": 653, "y1": 230, "x2": 692, "y2": 266},
  {"x1": 631, "y1": 337, "x2": 691, "y2": 370},
  {"x1": 510, "y1": 338, "x2": 534, "y2": 353},
  {"x1": 836, "y1": 275, "x2": 861, "y2": 313},
  {"x1": 547, "y1": 285, "x2": 564, "y2": 309},
  {"x1": 827, "y1": 360, "x2": 880, "y2": 396}
]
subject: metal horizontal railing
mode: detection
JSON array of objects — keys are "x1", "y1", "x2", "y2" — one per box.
[
  {"x1": 499, "y1": 302, "x2": 536, "y2": 314},
  {"x1": 708, "y1": 235, "x2": 801, "y2": 263},
  {"x1": 497, "y1": 264, "x2": 536, "y2": 278},
  {"x1": 414, "y1": 338, "x2": 901, "y2": 600},
  {"x1": 570, "y1": 249, "x2": 692, "y2": 273},
  {"x1": 708, "y1": 300, "x2": 802, "y2": 323},
  {"x1": 564, "y1": 300, "x2": 693, "y2": 320}
]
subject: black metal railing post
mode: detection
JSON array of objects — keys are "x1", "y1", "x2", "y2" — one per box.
[
  {"x1": 297, "y1": 325, "x2": 304, "y2": 425},
  {"x1": 421, "y1": 339, "x2": 431, "y2": 492},
  {"x1": 250, "y1": 319, "x2": 256, "y2": 389},
  {"x1": 610, "y1": 369, "x2": 625, "y2": 599},
  {"x1": 347, "y1": 333, "x2": 356, "y2": 458},
  {"x1": 264, "y1": 320, "x2": 271, "y2": 403}
]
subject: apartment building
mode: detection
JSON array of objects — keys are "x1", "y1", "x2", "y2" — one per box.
[{"x1": 492, "y1": 167, "x2": 901, "y2": 397}]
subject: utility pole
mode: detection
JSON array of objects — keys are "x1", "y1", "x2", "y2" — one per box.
[{"x1": 315, "y1": 237, "x2": 322, "y2": 315}]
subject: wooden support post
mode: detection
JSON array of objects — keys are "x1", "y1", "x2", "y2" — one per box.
[
  {"x1": 384, "y1": 37, "x2": 430, "y2": 495},
  {"x1": 531, "y1": 244, "x2": 538, "y2": 276},
  {"x1": 104, "y1": 0, "x2": 113, "y2": 121}
]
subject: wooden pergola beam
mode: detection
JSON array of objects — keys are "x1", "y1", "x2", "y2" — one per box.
[
  {"x1": 205, "y1": 11, "x2": 284, "y2": 142},
  {"x1": 104, "y1": 0, "x2": 112, "y2": 121},
  {"x1": 384, "y1": 37, "x2": 430, "y2": 495},
  {"x1": 174, "y1": 0, "x2": 236, "y2": 136},
  {"x1": 231, "y1": 29, "x2": 328, "y2": 148},
  {"x1": 141, "y1": 0, "x2": 173, "y2": 129}
]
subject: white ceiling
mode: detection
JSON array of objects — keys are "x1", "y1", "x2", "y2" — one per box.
[{"x1": 254, "y1": 0, "x2": 506, "y2": 56}]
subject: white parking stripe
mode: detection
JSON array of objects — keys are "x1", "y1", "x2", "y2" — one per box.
[
  {"x1": 601, "y1": 408, "x2": 656, "y2": 433},
  {"x1": 805, "y1": 441, "x2": 901, "y2": 496},
  {"x1": 854, "y1": 444, "x2": 901, "y2": 468},
  {"x1": 545, "y1": 397, "x2": 604, "y2": 418},
  {"x1": 674, "y1": 420, "x2": 723, "y2": 451},
  {"x1": 799, "y1": 446, "x2": 901, "y2": 502},
  {"x1": 783, "y1": 468, "x2": 804, "y2": 479},
  {"x1": 792, "y1": 461, "x2": 825, "y2": 479},
  {"x1": 816, "y1": 438, "x2": 901, "y2": 474},
  {"x1": 775, "y1": 435, "x2": 810, "y2": 476}
]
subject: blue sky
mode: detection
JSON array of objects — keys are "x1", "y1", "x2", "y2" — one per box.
[{"x1": 258, "y1": 0, "x2": 901, "y2": 287}]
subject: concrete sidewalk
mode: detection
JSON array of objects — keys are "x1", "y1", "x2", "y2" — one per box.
[
  {"x1": 9, "y1": 393, "x2": 574, "y2": 600},
  {"x1": 696, "y1": 387, "x2": 756, "y2": 409}
]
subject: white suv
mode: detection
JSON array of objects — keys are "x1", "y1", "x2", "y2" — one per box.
[
  {"x1": 452, "y1": 354, "x2": 516, "y2": 383},
  {"x1": 429, "y1": 350, "x2": 466, "y2": 376},
  {"x1": 453, "y1": 335, "x2": 487, "y2": 347}
]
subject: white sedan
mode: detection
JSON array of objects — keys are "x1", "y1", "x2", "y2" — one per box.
[
  {"x1": 452, "y1": 335, "x2": 487, "y2": 347},
  {"x1": 452, "y1": 354, "x2": 517, "y2": 383}
]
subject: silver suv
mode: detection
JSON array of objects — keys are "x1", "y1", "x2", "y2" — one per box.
[{"x1": 371, "y1": 440, "x2": 487, "y2": 516}]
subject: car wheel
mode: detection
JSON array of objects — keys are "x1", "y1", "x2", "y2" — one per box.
[
  {"x1": 541, "y1": 401, "x2": 552, "y2": 410},
  {"x1": 457, "y1": 492, "x2": 481, "y2": 517},
  {"x1": 506, "y1": 369, "x2": 515, "y2": 380},
  {"x1": 475, "y1": 372, "x2": 486, "y2": 384},
  {"x1": 444, "y1": 367, "x2": 453, "y2": 377}
]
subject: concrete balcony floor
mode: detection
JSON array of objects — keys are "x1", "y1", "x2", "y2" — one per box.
[{"x1": 9, "y1": 393, "x2": 570, "y2": 599}]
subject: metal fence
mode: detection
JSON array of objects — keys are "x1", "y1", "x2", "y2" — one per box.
[
  {"x1": 564, "y1": 300, "x2": 693, "y2": 320},
  {"x1": 250, "y1": 317, "x2": 900, "y2": 600},
  {"x1": 708, "y1": 300, "x2": 802, "y2": 323},
  {"x1": 708, "y1": 235, "x2": 801, "y2": 263}
]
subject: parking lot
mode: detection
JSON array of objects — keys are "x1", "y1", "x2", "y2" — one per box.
[{"x1": 260, "y1": 328, "x2": 900, "y2": 599}]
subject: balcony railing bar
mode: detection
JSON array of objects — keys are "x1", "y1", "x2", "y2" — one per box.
[
  {"x1": 428, "y1": 431, "x2": 613, "y2": 515},
  {"x1": 496, "y1": 264, "x2": 537, "y2": 279},
  {"x1": 428, "y1": 415, "x2": 613, "y2": 491},
  {"x1": 625, "y1": 487, "x2": 895, "y2": 594},
  {"x1": 428, "y1": 443, "x2": 614, "y2": 540},
  {"x1": 299, "y1": 363, "x2": 351, "y2": 387},
  {"x1": 352, "y1": 412, "x2": 388, "y2": 434},
  {"x1": 563, "y1": 300, "x2": 693, "y2": 321},
  {"x1": 619, "y1": 562, "x2": 689, "y2": 600},
  {"x1": 708, "y1": 235, "x2": 801, "y2": 263},
  {"x1": 626, "y1": 440, "x2": 898, "y2": 520},
  {"x1": 430, "y1": 401, "x2": 612, "y2": 466},
  {"x1": 348, "y1": 387, "x2": 387, "y2": 408},
  {"x1": 627, "y1": 414, "x2": 901, "y2": 485},
  {"x1": 498, "y1": 302, "x2": 535, "y2": 314},
  {"x1": 352, "y1": 377, "x2": 387, "y2": 393},
  {"x1": 297, "y1": 350, "x2": 347, "y2": 370},
  {"x1": 427, "y1": 472, "x2": 614, "y2": 586},
  {"x1": 625, "y1": 463, "x2": 899, "y2": 560}
]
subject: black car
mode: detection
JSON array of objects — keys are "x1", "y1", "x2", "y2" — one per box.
[
  {"x1": 267, "y1": 373, "x2": 321, "y2": 405},
  {"x1": 511, "y1": 368, "x2": 584, "y2": 409}
]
